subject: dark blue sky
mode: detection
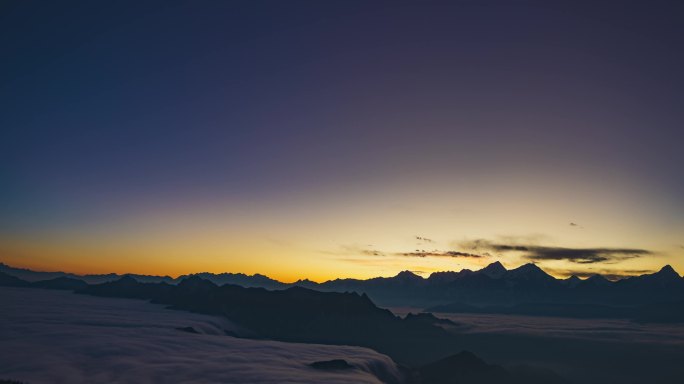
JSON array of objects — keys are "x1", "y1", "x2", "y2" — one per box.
[{"x1": 1, "y1": 1, "x2": 683, "y2": 278}]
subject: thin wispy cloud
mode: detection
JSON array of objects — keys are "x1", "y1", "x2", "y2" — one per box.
[
  {"x1": 546, "y1": 268, "x2": 657, "y2": 281},
  {"x1": 396, "y1": 250, "x2": 487, "y2": 258},
  {"x1": 415, "y1": 236, "x2": 434, "y2": 243},
  {"x1": 322, "y1": 245, "x2": 386, "y2": 257},
  {"x1": 327, "y1": 244, "x2": 488, "y2": 260}
]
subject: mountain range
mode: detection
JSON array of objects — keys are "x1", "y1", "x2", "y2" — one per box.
[
  {"x1": 0, "y1": 270, "x2": 571, "y2": 383},
  {"x1": 3, "y1": 261, "x2": 682, "y2": 308}
]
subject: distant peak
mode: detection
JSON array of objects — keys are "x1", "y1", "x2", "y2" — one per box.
[
  {"x1": 395, "y1": 270, "x2": 422, "y2": 279},
  {"x1": 659, "y1": 265, "x2": 677, "y2": 274},
  {"x1": 484, "y1": 261, "x2": 506, "y2": 270},
  {"x1": 480, "y1": 261, "x2": 507, "y2": 278},
  {"x1": 651, "y1": 264, "x2": 682, "y2": 280},
  {"x1": 117, "y1": 275, "x2": 138, "y2": 283},
  {"x1": 179, "y1": 275, "x2": 217, "y2": 288},
  {"x1": 507, "y1": 263, "x2": 555, "y2": 281},
  {"x1": 512, "y1": 263, "x2": 543, "y2": 273},
  {"x1": 182, "y1": 275, "x2": 205, "y2": 281},
  {"x1": 567, "y1": 275, "x2": 581, "y2": 281},
  {"x1": 520, "y1": 262, "x2": 541, "y2": 269}
]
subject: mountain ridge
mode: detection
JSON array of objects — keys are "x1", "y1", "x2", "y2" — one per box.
[
  {"x1": 3, "y1": 260, "x2": 679, "y2": 286},
  {"x1": 2, "y1": 261, "x2": 683, "y2": 309}
]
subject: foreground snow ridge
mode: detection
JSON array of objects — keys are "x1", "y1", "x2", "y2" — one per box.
[{"x1": 0, "y1": 287, "x2": 403, "y2": 384}]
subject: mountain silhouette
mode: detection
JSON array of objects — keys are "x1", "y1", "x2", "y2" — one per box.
[
  {"x1": 617, "y1": 265, "x2": 682, "y2": 289},
  {"x1": 505, "y1": 263, "x2": 554, "y2": 282},
  {"x1": 0, "y1": 271, "x2": 30, "y2": 287},
  {"x1": 0, "y1": 262, "x2": 174, "y2": 284},
  {"x1": 31, "y1": 276, "x2": 88, "y2": 290},
  {"x1": 80, "y1": 275, "x2": 174, "y2": 299},
  {"x1": 175, "y1": 272, "x2": 285, "y2": 290},
  {"x1": 2, "y1": 261, "x2": 683, "y2": 321},
  {"x1": 479, "y1": 261, "x2": 507, "y2": 279}
]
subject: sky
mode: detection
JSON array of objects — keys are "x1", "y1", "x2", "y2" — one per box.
[{"x1": 1, "y1": 0, "x2": 683, "y2": 281}]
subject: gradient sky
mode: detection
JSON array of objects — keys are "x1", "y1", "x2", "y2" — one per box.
[{"x1": 2, "y1": 0, "x2": 683, "y2": 281}]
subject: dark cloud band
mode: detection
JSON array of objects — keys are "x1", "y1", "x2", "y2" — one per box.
[{"x1": 460, "y1": 239, "x2": 652, "y2": 264}]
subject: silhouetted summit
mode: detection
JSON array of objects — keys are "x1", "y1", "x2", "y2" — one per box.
[
  {"x1": 395, "y1": 270, "x2": 424, "y2": 283},
  {"x1": 176, "y1": 272, "x2": 284, "y2": 290},
  {"x1": 507, "y1": 263, "x2": 553, "y2": 281},
  {"x1": 78, "y1": 276, "x2": 172, "y2": 299},
  {"x1": 178, "y1": 275, "x2": 218, "y2": 290},
  {"x1": 480, "y1": 261, "x2": 507, "y2": 279},
  {"x1": 427, "y1": 271, "x2": 464, "y2": 285},
  {"x1": 615, "y1": 265, "x2": 683, "y2": 293},
  {"x1": 642, "y1": 265, "x2": 680, "y2": 282}
]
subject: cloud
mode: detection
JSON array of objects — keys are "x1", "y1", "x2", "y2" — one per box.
[
  {"x1": 460, "y1": 239, "x2": 652, "y2": 264},
  {"x1": 415, "y1": 236, "x2": 434, "y2": 243},
  {"x1": 329, "y1": 245, "x2": 487, "y2": 259},
  {"x1": 395, "y1": 250, "x2": 487, "y2": 258},
  {"x1": 521, "y1": 247, "x2": 649, "y2": 264},
  {"x1": 360, "y1": 249, "x2": 386, "y2": 257},
  {"x1": 323, "y1": 245, "x2": 386, "y2": 257}
]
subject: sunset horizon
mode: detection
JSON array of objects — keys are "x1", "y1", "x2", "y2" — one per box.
[
  {"x1": 2, "y1": 1, "x2": 683, "y2": 383},
  {"x1": 1, "y1": 256, "x2": 679, "y2": 284}
]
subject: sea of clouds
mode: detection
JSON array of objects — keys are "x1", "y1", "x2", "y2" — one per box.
[{"x1": 0, "y1": 287, "x2": 403, "y2": 384}]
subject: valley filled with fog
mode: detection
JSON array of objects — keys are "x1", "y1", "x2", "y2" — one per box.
[{"x1": 390, "y1": 307, "x2": 684, "y2": 383}]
